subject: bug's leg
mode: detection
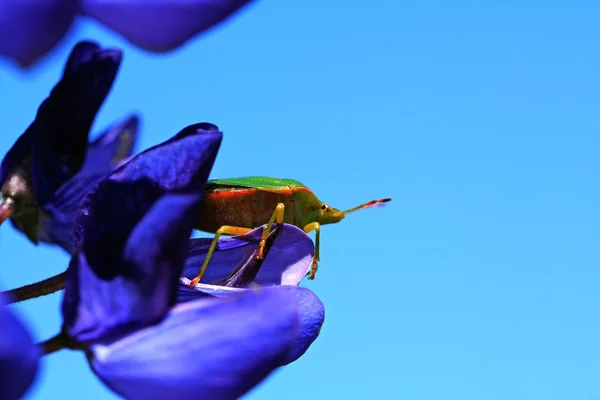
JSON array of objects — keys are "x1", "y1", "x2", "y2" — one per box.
[
  {"x1": 303, "y1": 222, "x2": 321, "y2": 280},
  {"x1": 188, "y1": 225, "x2": 253, "y2": 287},
  {"x1": 258, "y1": 203, "x2": 285, "y2": 259}
]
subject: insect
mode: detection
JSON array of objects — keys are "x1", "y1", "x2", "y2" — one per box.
[{"x1": 188, "y1": 176, "x2": 391, "y2": 287}]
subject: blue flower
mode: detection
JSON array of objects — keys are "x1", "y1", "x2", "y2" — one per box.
[
  {"x1": 0, "y1": 292, "x2": 40, "y2": 400},
  {"x1": 59, "y1": 122, "x2": 324, "y2": 399},
  {"x1": 0, "y1": 41, "x2": 138, "y2": 253},
  {"x1": 0, "y1": 0, "x2": 256, "y2": 67}
]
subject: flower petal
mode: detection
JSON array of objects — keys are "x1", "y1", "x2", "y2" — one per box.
[
  {"x1": 0, "y1": 294, "x2": 40, "y2": 400},
  {"x1": 278, "y1": 286, "x2": 325, "y2": 365},
  {"x1": 80, "y1": 0, "x2": 255, "y2": 52},
  {"x1": 177, "y1": 282, "x2": 324, "y2": 366},
  {"x1": 182, "y1": 224, "x2": 314, "y2": 288},
  {"x1": 62, "y1": 124, "x2": 222, "y2": 344},
  {"x1": 91, "y1": 288, "x2": 299, "y2": 400},
  {"x1": 84, "y1": 114, "x2": 140, "y2": 171},
  {"x1": 38, "y1": 168, "x2": 109, "y2": 254},
  {"x1": 0, "y1": 0, "x2": 78, "y2": 67},
  {"x1": 62, "y1": 41, "x2": 102, "y2": 75},
  {"x1": 0, "y1": 42, "x2": 109, "y2": 188},
  {"x1": 5, "y1": 114, "x2": 141, "y2": 254},
  {"x1": 31, "y1": 45, "x2": 122, "y2": 206},
  {"x1": 0, "y1": 128, "x2": 31, "y2": 192}
]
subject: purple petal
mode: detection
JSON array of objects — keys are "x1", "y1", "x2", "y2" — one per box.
[
  {"x1": 84, "y1": 114, "x2": 140, "y2": 171},
  {"x1": 91, "y1": 288, "x2": 299, "y2": 400},
  {"x1": 0, "y1": 294, "x2": 40, "y2": 400},
  {"x1": 31, "y1": 45, "x2": 122, "y2": 206},
  {"x1": 80, "y1": 0, "x2": 255, "y2": 52},
  {"x1": 0, "y1": 0, "x2": 78, "y2": 67},
  {"x1": 62, "y1": 124, "x2": 222, "y2": 344},
  {"x1": 182, "y1": 224, "x2": 314, "y2": 288}
]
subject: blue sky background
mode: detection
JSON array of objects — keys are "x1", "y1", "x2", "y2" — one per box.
[{"x1": 1, "y1": 1, "x2": 599, "y2": 399}]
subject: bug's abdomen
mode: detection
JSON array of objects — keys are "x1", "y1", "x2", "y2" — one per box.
[{"x1": 195, "y1": 187, "x2": 296, "y2": 233}]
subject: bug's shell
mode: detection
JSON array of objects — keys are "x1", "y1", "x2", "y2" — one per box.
[{"x1": 195, "y1": 177, "x2": 323, "y2": 233}]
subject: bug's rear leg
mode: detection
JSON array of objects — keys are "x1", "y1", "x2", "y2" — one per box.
[
  {"x1": 303, "y1": 222, "x2": 321, "y2": 280},
  {"x1": 188, "y1": 225, "x2": 252, "y2": 287},
  {"x1": 258, "y1": 203, "x2": 285, "y2": 259}
]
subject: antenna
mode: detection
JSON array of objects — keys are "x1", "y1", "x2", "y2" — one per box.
[{"x1": 342, "y1": 198, "x2": 391, "y2": 216}]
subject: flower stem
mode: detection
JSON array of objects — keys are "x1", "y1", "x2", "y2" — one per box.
[
  {"x1": 38, "y1": 331, "x2": 71, "y2": 356},
  {"x1": 3, "y1": 271, "x2": 66, "y2": 304}
]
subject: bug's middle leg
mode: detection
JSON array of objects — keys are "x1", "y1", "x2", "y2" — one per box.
[
  {"x1": 258, "y1": 203, "x2": 285, "y2": 259},
  {"x1": 303, "y1": 222, "x2": 321, "y2": 280},
  {"x1": 188, "y1": 225, "x2": 253, "y2": 287}
]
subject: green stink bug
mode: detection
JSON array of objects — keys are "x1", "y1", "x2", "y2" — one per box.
[{"x1": 188, "y1": 176, "x2": 391, "y2": 286}]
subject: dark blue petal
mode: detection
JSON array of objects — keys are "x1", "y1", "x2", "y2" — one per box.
[
  {"x1": 62, "y1": 124, "x2": 222, "y2": 344},
  {"x1": 39, "y1": 168, "x2": 109, "y2": 254},
  {"x1": 62, "y1": 41, "x2": 102, "y2": 76},
  {"x1": 0, "y1": 0, "x2": 78, "y2": 67},
  {"x1": 91, "y1": 288, "x2": 299, "y2": 400},
  {"x1": 0, "y1": 127, "x2": 31, "y2": 190},
  {"x1": 182, "y1": 224, "x2": 314, "y2": 288},
  {"x1": 0, "y1": 294, "x2": 40, "y2": 400},
  {"x1": 84, "y1": 114, "x2": 140, "y2": 171},
  {"x1": 35, "y1": 115, "x2": 140, "y2": 254},
  {"x1": 31, "y1": 46, "x2": 122, "y2": 206},
  {"x1": 80, "y1": 0, "x2": 255, "y2": 52}
]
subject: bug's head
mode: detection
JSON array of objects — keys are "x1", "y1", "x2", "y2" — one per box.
[
  {"x1": 317, "y1": 203, "x2": 345, "y2": 225},
  {"x1": 317, "y1": 198, "x2": 391, "y2": 225}
]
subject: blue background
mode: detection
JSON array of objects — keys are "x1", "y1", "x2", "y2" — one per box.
[{"x1": 1, "y1": 1, "x2": 599, "y2": 399}]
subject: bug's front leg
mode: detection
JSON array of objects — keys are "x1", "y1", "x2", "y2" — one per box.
[
  {"x1": 188, "y1": 225, "x2": 253, "y2": 287},
  {"x1": 258, "y1": 203, "x2": 285, "y2": 259},
  {"x1": 303, "y1": 222, "x2": 320, "y2": 280}
]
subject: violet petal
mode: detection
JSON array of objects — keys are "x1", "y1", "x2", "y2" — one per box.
[
  {"x1": 38, "y1": 115, "x2": 141, "y2": 254},
  {"x1": 84, "y1": 114, "x2": 140, "y2": 171},
  {"x1": 278, "y1": 286, "x2": 325, "y2": 365},
  {"x1": 62, "y1": 41, "x2": 102, "y2": 76},
  {"x1": 0, "y1": 0, "x2": 78, "y2": 67},
  {"x1": 62, "y1": 124, "x2": 222, "y2": 344},
  {"x1": 182, "y1": 224, "x2": 314, "y2": 287},
  {"x1": 0, "y1": 294, "x2": 40, "y2": 400},
  {"x1": 80, "y1": 0, "x2": 255, "y2": 52},
  {"x1": 91, "y1": 288, "x2": 299, "y2": 400},
  {"x1": 31, "y1": 46, "x2": 122, "y2": 206},
  {"x1": 176, "y1": 283, "x2": 324, "y2": 367}
]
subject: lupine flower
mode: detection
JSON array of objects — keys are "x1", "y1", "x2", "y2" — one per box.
[
  {"x1": 0, "y1": 0, "x2": 255, "y2": 67},
  {"x1": 58, "y1": 122, "x2": 324, "y2": 399},
  {"x1": 178, "y1": 224, "x2": 325, "y2": 365},
  {"x1": 180, "y1": 223, "x2": 316, "y2": 294},
  {"x1": 0, "y1": 41, "x2": 138, "y2": 253},
  {"x1": 0, "y1": 292, "x2": 40, "y2": 400}
]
